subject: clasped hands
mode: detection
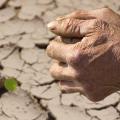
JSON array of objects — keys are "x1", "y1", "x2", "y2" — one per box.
[{"x1": 46, "y1": 8, "x2": 120, "y2": 101}]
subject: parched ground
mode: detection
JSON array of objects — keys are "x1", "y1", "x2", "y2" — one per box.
[{"x1": 0, "y1": 0, "x2": 120, "y2": 120}]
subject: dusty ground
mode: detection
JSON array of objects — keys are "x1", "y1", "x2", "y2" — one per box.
[{"x1": 0, "y1": 0, "x2": 120, "y2": 120}]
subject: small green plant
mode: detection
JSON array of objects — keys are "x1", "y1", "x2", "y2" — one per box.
[{"x1": 4, "y1": 78, "x2": 18, "y2": 91}]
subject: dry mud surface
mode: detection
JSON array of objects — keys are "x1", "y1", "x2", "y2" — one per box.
[{"x1": 0, "y1": 0, "x2": 120, "y2": 120}]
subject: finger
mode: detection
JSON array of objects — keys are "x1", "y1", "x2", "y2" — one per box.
[
  {"x1": 57, "y1": 7, "x2": 120, "y2": 24},
  {"x1": 47, "y1": 18, "x2": 96, "y2": 37},
  {"x1": 46, "y1": 38, "x2": 72, "y2": 62},
  {"x1": 50, "y1": 62, "x2": 77, "y2": 81},
  {"x1": 56, "y1": 8, "x2": 107, "y2": 20},
  {"x1": 59, "y1": 9, "x2": 103, "y2": 20},
  {"x1": 59, "y1": 80, "x2": 84, "y2": 93},
  {"x1": 57, "y1": 9, "x2": 95, "y2": 20}
]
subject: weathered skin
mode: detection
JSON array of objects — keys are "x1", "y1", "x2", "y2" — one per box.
[{"x1": 46, "y1": 8, "x2": 120, "y2": 102}]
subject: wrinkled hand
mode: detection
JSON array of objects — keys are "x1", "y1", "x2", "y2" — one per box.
[{"x1": 46, "y1": 8, "x2": 120, "y2": 101}]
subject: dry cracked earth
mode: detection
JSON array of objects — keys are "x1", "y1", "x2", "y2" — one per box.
[{"x1": 0, "y1": 0, "x2": 120, "y2": 120}]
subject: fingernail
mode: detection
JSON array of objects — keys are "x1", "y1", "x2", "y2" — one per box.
[{"x1": 47, "y1": 21, "x2": 57, "y2": 30}]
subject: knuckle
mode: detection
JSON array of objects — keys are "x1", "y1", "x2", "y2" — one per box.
[
  {"x1": 67, "y1": 44, "x2": 92, "y2": 68},
  {"x1": 72, "y1": 71, "x2": 80, "y2": 80},
  {"x1": 67, "y1": 47, "x2": 80, "y2": 66},
  {"x1": 65, "y1": 18, "x2": 72, "y2": 26},
  {"x1": 63, "y1": 18, "x2": 80, "y2": 33},
  {"x1": 49, "y1": 65, "x2": 58, "y2": 78},
  {"x1": 49, "y1": 66, "x2": 55, "y2": 76},
  {"x1": 85, "y1": 19, "x2": 98, "y2": 31},
  {"x1": 60, "y1": 18, "x2": 71, "y2": 35},
  {"x1": 68, "y1": 54, "x2": 79, "y2": 66},
  {"x1": 91, "y1": 19, "x2": 99, "y2": 27},
  {"x1": 46, "y1": 44, "x2": 52, "y2": 56},
  {"x1": 93, "y1": 19, "x2": 109, "y2": 32},
  {"x1": 46, "y1": 41, "x2": 55, "y2": 56},
  {"x1": 49, "y1": 63, "x2": 63, "y2": 79},
  {"x1": 64, "y1": 18, "x2": 74, "y2": 28}
]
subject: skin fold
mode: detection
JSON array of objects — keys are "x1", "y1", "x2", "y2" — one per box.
[{"x1": 46, "y1": 7, "x2": 120, "y2": 102}]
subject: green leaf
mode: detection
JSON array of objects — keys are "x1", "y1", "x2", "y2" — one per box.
[{"x1": 4, "y1": 78, "x2": 17, "y2": 91}]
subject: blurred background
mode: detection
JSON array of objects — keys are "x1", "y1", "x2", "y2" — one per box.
[{"x1": 0, "y1": 0, "x2": 119, "y2": 120}]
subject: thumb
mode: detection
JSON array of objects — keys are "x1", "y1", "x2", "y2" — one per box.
[{"x1": 47, "y1": 18, "x2": 95, "y2": 38}]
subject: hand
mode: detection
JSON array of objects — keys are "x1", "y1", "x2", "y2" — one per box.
[{"x1": 46, "y1": 8, "x2": 120, "y2": 101}]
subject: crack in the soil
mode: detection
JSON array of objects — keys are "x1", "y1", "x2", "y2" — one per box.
[
  {"x1": 90, "y1": 116, "x2": 101, "y2": 120},
  {"x1": 52, "y1": 0, "x2": 58, "y2": 8},
  {"x1": 35, "y1": 80, "x2": 58, "y2": 86},
  {"x1": 40, "y1": 0, "x2": 58, "y2": 17},
  {"x1": 0, "y1": 45, "x2": 17, "y2": 61},
  {"x1": 85, "y1": 101, "x2": 120, "y2": 120},
  {"x1": 47, "y1": 112, "x2": 56, "y2": 120},
  {"x1": 32, "y1": 113, "x2": 43, "y2": 120},
  {"x1": 34, "y1": 95, "x2": 56, "y2": 120},
  {"x1": 85, "y1": 109, "x2": 101, "y2": 120},
  {"x1": 87, "y1": 101, "x2": 119, "y2": 111}
]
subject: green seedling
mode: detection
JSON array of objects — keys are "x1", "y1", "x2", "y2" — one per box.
[{"x1": 4, "y1": 78, "x2": 18, "y2": 91}]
